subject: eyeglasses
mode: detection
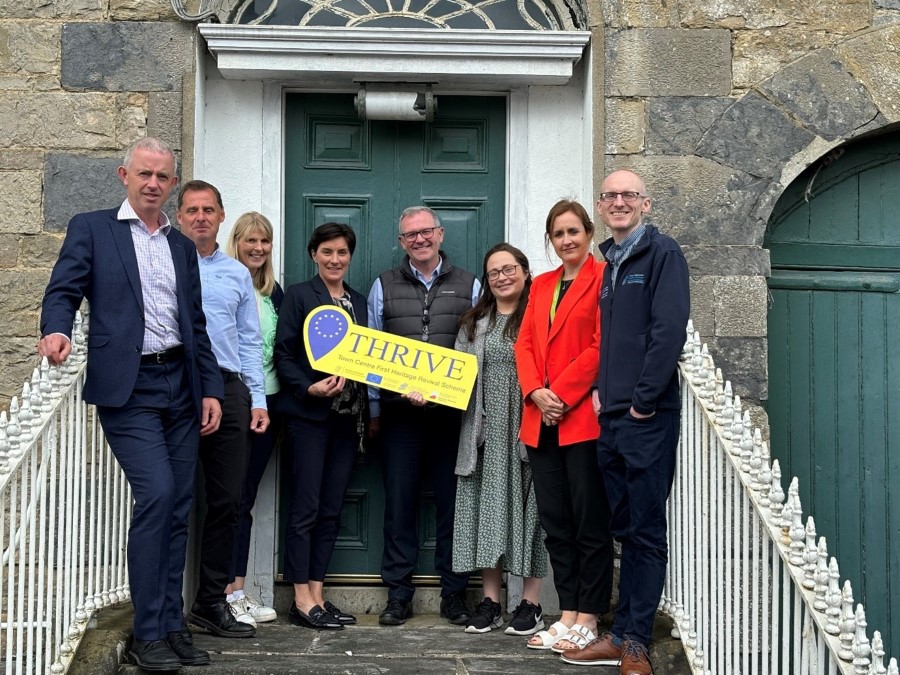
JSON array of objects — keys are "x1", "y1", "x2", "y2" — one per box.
[
  {"x1": 598, "y1": 191, "x2": 644, "y2": 203},
  {"x1": 487, "y1": 264, "x2": 521, "y2": 280},
  {"x1": 399, "y1": 226, "x2": 440, "y2": 243}
]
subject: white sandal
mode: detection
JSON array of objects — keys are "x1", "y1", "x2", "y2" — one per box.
[
  {"x1": 550, "y1": 623, "x2": 597, "y2": 653},
  {"x1": 526, "y1": 620, "x2": 570, "y2": 650}
]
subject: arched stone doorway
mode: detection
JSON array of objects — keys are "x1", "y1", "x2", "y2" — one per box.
[{"x1": 765, "y1": 129, "x2": 900, "y2": 658}]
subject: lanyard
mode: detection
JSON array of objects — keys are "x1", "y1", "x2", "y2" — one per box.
[{"x1": 549, "y1": 274, "x2": 569, "y2": 323}]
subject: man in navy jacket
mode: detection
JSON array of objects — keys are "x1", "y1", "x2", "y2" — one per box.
[
  {"x1": 39, "y1": 137, "x2": 223, "y2": 672},
  {"x1": 565, "y1": 169, "x2": 689, "y2": 674}
]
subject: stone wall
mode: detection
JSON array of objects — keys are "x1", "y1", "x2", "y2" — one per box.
[
  {"x1": 0, "y1": 0, "x2": 193, "y2": 402},
  {"x1": 600, "y1": 0, "x2": 900, "y2": 405}
]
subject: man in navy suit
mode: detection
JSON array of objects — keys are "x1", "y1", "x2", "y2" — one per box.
[{"x1": 39, "y1": 137, "x2": 224, "y2": 672}]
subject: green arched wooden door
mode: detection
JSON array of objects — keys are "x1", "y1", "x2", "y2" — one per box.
[{"x1": 766, "y1": 133, "x2": 900, "y2": 657}]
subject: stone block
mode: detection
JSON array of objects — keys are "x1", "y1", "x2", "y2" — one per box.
[
  {"x1": 0, "y1": 92, "x2": 119, "y2": 149},
  {"x1": 0, "y1": 234, "x2": 16, "y2": 268},
  {"x1": 714, "y1": 275, "x2": 767, "y2": 337},
  {"x1": 61, "y1": 22, "x2": 193, "y2": 92},
  {"x1": 707, "y1": 336, "x2": 767, "y2": 403},
  {"x1": 0, "y1": 73, "x2": 58, "y2": 91},
  {"x1": 837, "y1": 25, "x2": 900, "y2": 122},
  {"x1": 605, "y1": 98, "x2": 644, "y2": 154},
  {"x1": 110, "y1": 0, "x2": 178, "y2": 20},
  {"x1": 0, "y1": 170, "x2": 42, "y2": 234},
  {"x1": 0, "y1": 149, "x2": 43, "y2": 170},
  {"x1": 689, "y1": 276, "x2": 715, "y2": 336},
  {"x1": 601, "y1": 0, "x2": 678, "y2": 27},
  {"x1": 44, "y1": 155, "x2": 124, "y2": 232},
  {"x1": 20, "y1": 233, "x2": 64, "y2": 268},
  {"x1": 148, "y1": 91, "x2": 183, "y2": 151},
  {"x1": 0, "y1": 23, "x2": 60, "y2": 79},
  {"x1": 682, "y1": 245, "x2": 771, "y2": 276},
  {"x1": 0, "y1": 339, "x2": 42, "y2": 401},
  {"x1": 605, "y1": 29, "x2": 732, "y2": 97},
  {"x1": 679, "y1": 0, "x2": 870, "y2": 32},
  {"x1": 733, "y1": 28, "x2": 837, "y2": 89},
  {"x1": 605, "y1": 154, "x2": 770, "y2": 246},
  {"x1": 117, "y1": 93, "x2": 148, "y2": 146},
  {"x1": 0, "y1": 0, "x2": 103, "y2": 19},
  {"x1": 0, "y1": 270, "x2": 49, "y2": 314},
  {"x1": 696, "y1": 91, "x2": 816, "y2": 180},
  {"x1": 645, "y1": 97, "x2": 734, "y2": 155},
  {"x1": 758, "y1": 49, "x2": 878, "y2": 140}
]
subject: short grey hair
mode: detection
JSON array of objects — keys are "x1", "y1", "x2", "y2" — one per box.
[
  {"x1": 123, "y1": 137, "x2": 178, "y2": 174},
  {"x1": 398, "y1": 206, "x2": 441, "y2": 232}
]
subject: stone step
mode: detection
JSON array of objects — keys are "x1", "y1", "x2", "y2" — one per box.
[{"x1": 117, "y1": 614, "x2": 691, "y2": 675}]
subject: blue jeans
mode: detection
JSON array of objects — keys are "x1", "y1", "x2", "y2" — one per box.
[{"x1": 597, "y1": 409, "x2": 680, "y2": 646}]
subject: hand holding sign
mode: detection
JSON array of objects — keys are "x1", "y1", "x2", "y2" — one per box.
[{"x1": 303, "y1": 306, "x2": 477, "y2": 410}]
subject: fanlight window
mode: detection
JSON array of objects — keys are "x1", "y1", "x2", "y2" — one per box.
[{"x1": 173, "y1": 0, "x2": 587, "y2": 30}]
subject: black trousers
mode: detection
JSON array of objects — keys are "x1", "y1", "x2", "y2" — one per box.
[
  {"x1": 195, "y1": 372, "x2": 251, "y2": 607},
  {"x1": 283, "y1": 411, "x2": 359, "y2": 583},
  {"x1": 527, "y1": 424, "x2": 613, "y2": 614},
  {"x1": 230, "y1": 393, "x2": 281, "y2": 581},
  {"x1": 380, "y1": 402, "x2": 469, "y2": 602}
]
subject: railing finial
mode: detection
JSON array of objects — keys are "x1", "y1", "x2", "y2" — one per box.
[
  {"x1": 813, "y1": 537, "x2": 829, "y2": 611},
  {"x1": 769, "y1": 459, "x2": 785, "y2": 524},
  {"x1": 839, "y1": 581, "x2": 856, "y2": 661},
  {"x1": 825, "y1": 557, "x2": 842, "y2": 635},
  {"x1": 802, "y1": 518, "x2": 817, "y2": 587},
  {"x1": 871, "y1": 631, "x2": 887, "y2": 675},
  {"x1": 852, "y1": 604, "x2": 870, "y2": 673}
]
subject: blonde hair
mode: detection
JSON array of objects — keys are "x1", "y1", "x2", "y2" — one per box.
[{"x1": 227, "y1": 212, "x2": 276, "y2": 296}]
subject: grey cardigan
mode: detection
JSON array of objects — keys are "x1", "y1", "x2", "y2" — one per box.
[{"x1": 454, "y1": 315, "x2": 527, "y2": 476}]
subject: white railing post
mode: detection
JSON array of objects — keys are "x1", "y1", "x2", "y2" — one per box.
[{"x1": 0, "y1": 312, "x2": 132, "y2": 675}]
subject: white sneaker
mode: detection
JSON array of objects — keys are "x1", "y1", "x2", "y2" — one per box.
[
  {"x1": 228, "y1": 596, "x2": 258, "y2": 627},
  {"x1": 243, "y1": 594, "x2": 277, "y2": 623}
]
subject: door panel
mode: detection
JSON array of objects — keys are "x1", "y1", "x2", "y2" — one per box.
[
  {"x1": 766, "y1": 133, "x2": 900, "y2": 657},
  {"x1": 283, "y1": 92, "x2": 506, "y2": 578}
]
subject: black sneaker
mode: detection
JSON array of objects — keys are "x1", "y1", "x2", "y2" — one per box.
[
  {"x1": 504, "y1": 599, "x2": 544, "y2": 636},
  {"x1": 464, "y1": 597, "x2": 503, "y2": 634},
  {"x1": 378, "y1": 598, "x2": 412, "y2": 626},
  {"x1": 440, "y1": 591, "x2": 471, "y2": 625}
]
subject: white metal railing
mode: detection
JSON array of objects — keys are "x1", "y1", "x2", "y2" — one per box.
[
  {"x1": 663, "y1": 321, "x2": 898, "y2": 675},
  {"x1": 0, "y1": 313, "x2": 131, "y2": 675}
]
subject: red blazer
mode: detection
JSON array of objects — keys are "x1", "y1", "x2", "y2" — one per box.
[{"x1": 515, "y1": 256, "x2": 604, "y2": 448}]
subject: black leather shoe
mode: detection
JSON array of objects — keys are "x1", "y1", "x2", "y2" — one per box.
[
  {"x1": 129, "y1": 638, "x2": 183, "y2": 671},
  {"x1": 188, "y1": 602, "x2": 256, "y2": 638},
  {"x1": 167, "y1": 629, "x2": 211, "y2": 666},
  {"x1": 440, "y1": 591, "x2": 471, "y2": 625},
  {"x1": 289, "y1": 602, "x2": 344, "y2": 630},
  {"x1": 378, "y1": 598, "x2": 412, "y2": 626},
  {"x1": 324, "y1": 600, "x2": 357, "y2": 625}
]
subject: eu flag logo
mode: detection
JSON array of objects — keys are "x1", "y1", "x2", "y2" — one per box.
[
  {"x1": 366, "y1": 373, "x2": 383, "y2": 385},
  {"x1": 308, "y1": 309, "x2": 349, "y2": 360}
]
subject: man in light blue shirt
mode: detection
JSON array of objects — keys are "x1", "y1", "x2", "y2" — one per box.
[{"x1": 177, "y1": 180, "x2": 268, "y2": 640}]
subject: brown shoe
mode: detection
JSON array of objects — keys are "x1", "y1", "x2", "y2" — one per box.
[
  {"x1": 620, "y1": 639, "x2": 653, "y2": 675},
  {"x1": 560, "y1": 632, "x2": 624, "y2": 666}
]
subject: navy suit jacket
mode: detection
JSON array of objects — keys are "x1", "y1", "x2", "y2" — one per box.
[
  {"x1": 274, "y1": 274, "x2": 368, "y2": 421},
  {"x1": 40, "y1": 207, "x2": 224, "y2": 414}
]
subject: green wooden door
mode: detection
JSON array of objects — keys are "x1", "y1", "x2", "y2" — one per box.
[
  {"x1": 766, "y1": 134, "x2": 900, "y2": 657},
  {"x1": 283, "y1": 92, "x2": 506, "y2": 578}
]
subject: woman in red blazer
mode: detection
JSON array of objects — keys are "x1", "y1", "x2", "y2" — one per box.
[{"x1": 514, "y1": 200, "x2": 613, "y2": 653}]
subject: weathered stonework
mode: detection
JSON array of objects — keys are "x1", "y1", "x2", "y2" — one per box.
[
  {"x1": 714, "y1": 275, "x2": 767, "y2": 337},
  {"x1": 733, "y1": 28, "x2": 838, "y2": 89},
  {"x1": 0, "y1": 148, "x2": 43, "y2": 170},
  {"x1": 61, "y1": 22, "x2": 194, "y2": 92},
  {"x1": 0, "y1": 0, "x2": 103, "y2": 20},
  {"x1": 645, "y1": 97, "x2": 734, "y2": 155},
  {"x1": 149, "y1": 91, "x2": 184, "y2": 151},
  {"x1": 0, "y1": 339, "x2": 43, "y2": 400},
  {"x1": 602, "y1": 0, "x2": 678, "y2": 28},
  {"x1": 695, "y1": 92, "x2": 817, "y2": 180},
  {"x1": 44, "y1": 155, "x2": 126, "y2": 232},
  {"x1": 605, "y1": 98, "x2": 644, "y2": 154},
  {"x1": 836, "y1": 25, "x2": 900, "y2": 122},
  {"x1": 757, "y1": 49, "x2": 879, "y2": 140},
  {"x1": 0, "y1": 93, "x2": 122, "y2": 148},
  {"x1": 705, "y1": 336, "x2": 768, "y2": 403},
  {"x1": 110, "y1": 0, "x2": 179, "y2": 21},
  {"x1": 682, "y1": 245, "x2": 770, "y2": 277},
  {"x1": 0, "y1": 234, "x2": 16, "y2": 268},
  {"x1": 605, "y1": 29, "x2": 732, "y2": 97},
  {"x1": 0, "y1": 23, "x2": 60, "y2": 84},
  {"x1": 678, "y1": 0, "x2": 870, "y2": 31},
  {"x1": 0, "y1": 170, "x2": 42, "y2": 234},
  {"x1": 688, "y1": 276, "x2": 715, "y2": 336},
  {"x1": 20, "y1": 233, "x2": 64, "y2": 269}
]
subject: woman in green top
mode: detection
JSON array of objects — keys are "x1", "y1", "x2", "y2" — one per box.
[{"x1": 224, "y1": 212, "x2": 284, "y2": 626}]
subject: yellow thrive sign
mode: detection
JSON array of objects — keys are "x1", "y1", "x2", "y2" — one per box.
[{"x1": 303, "y1": 305, "x2": 477, "y2": 410}]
